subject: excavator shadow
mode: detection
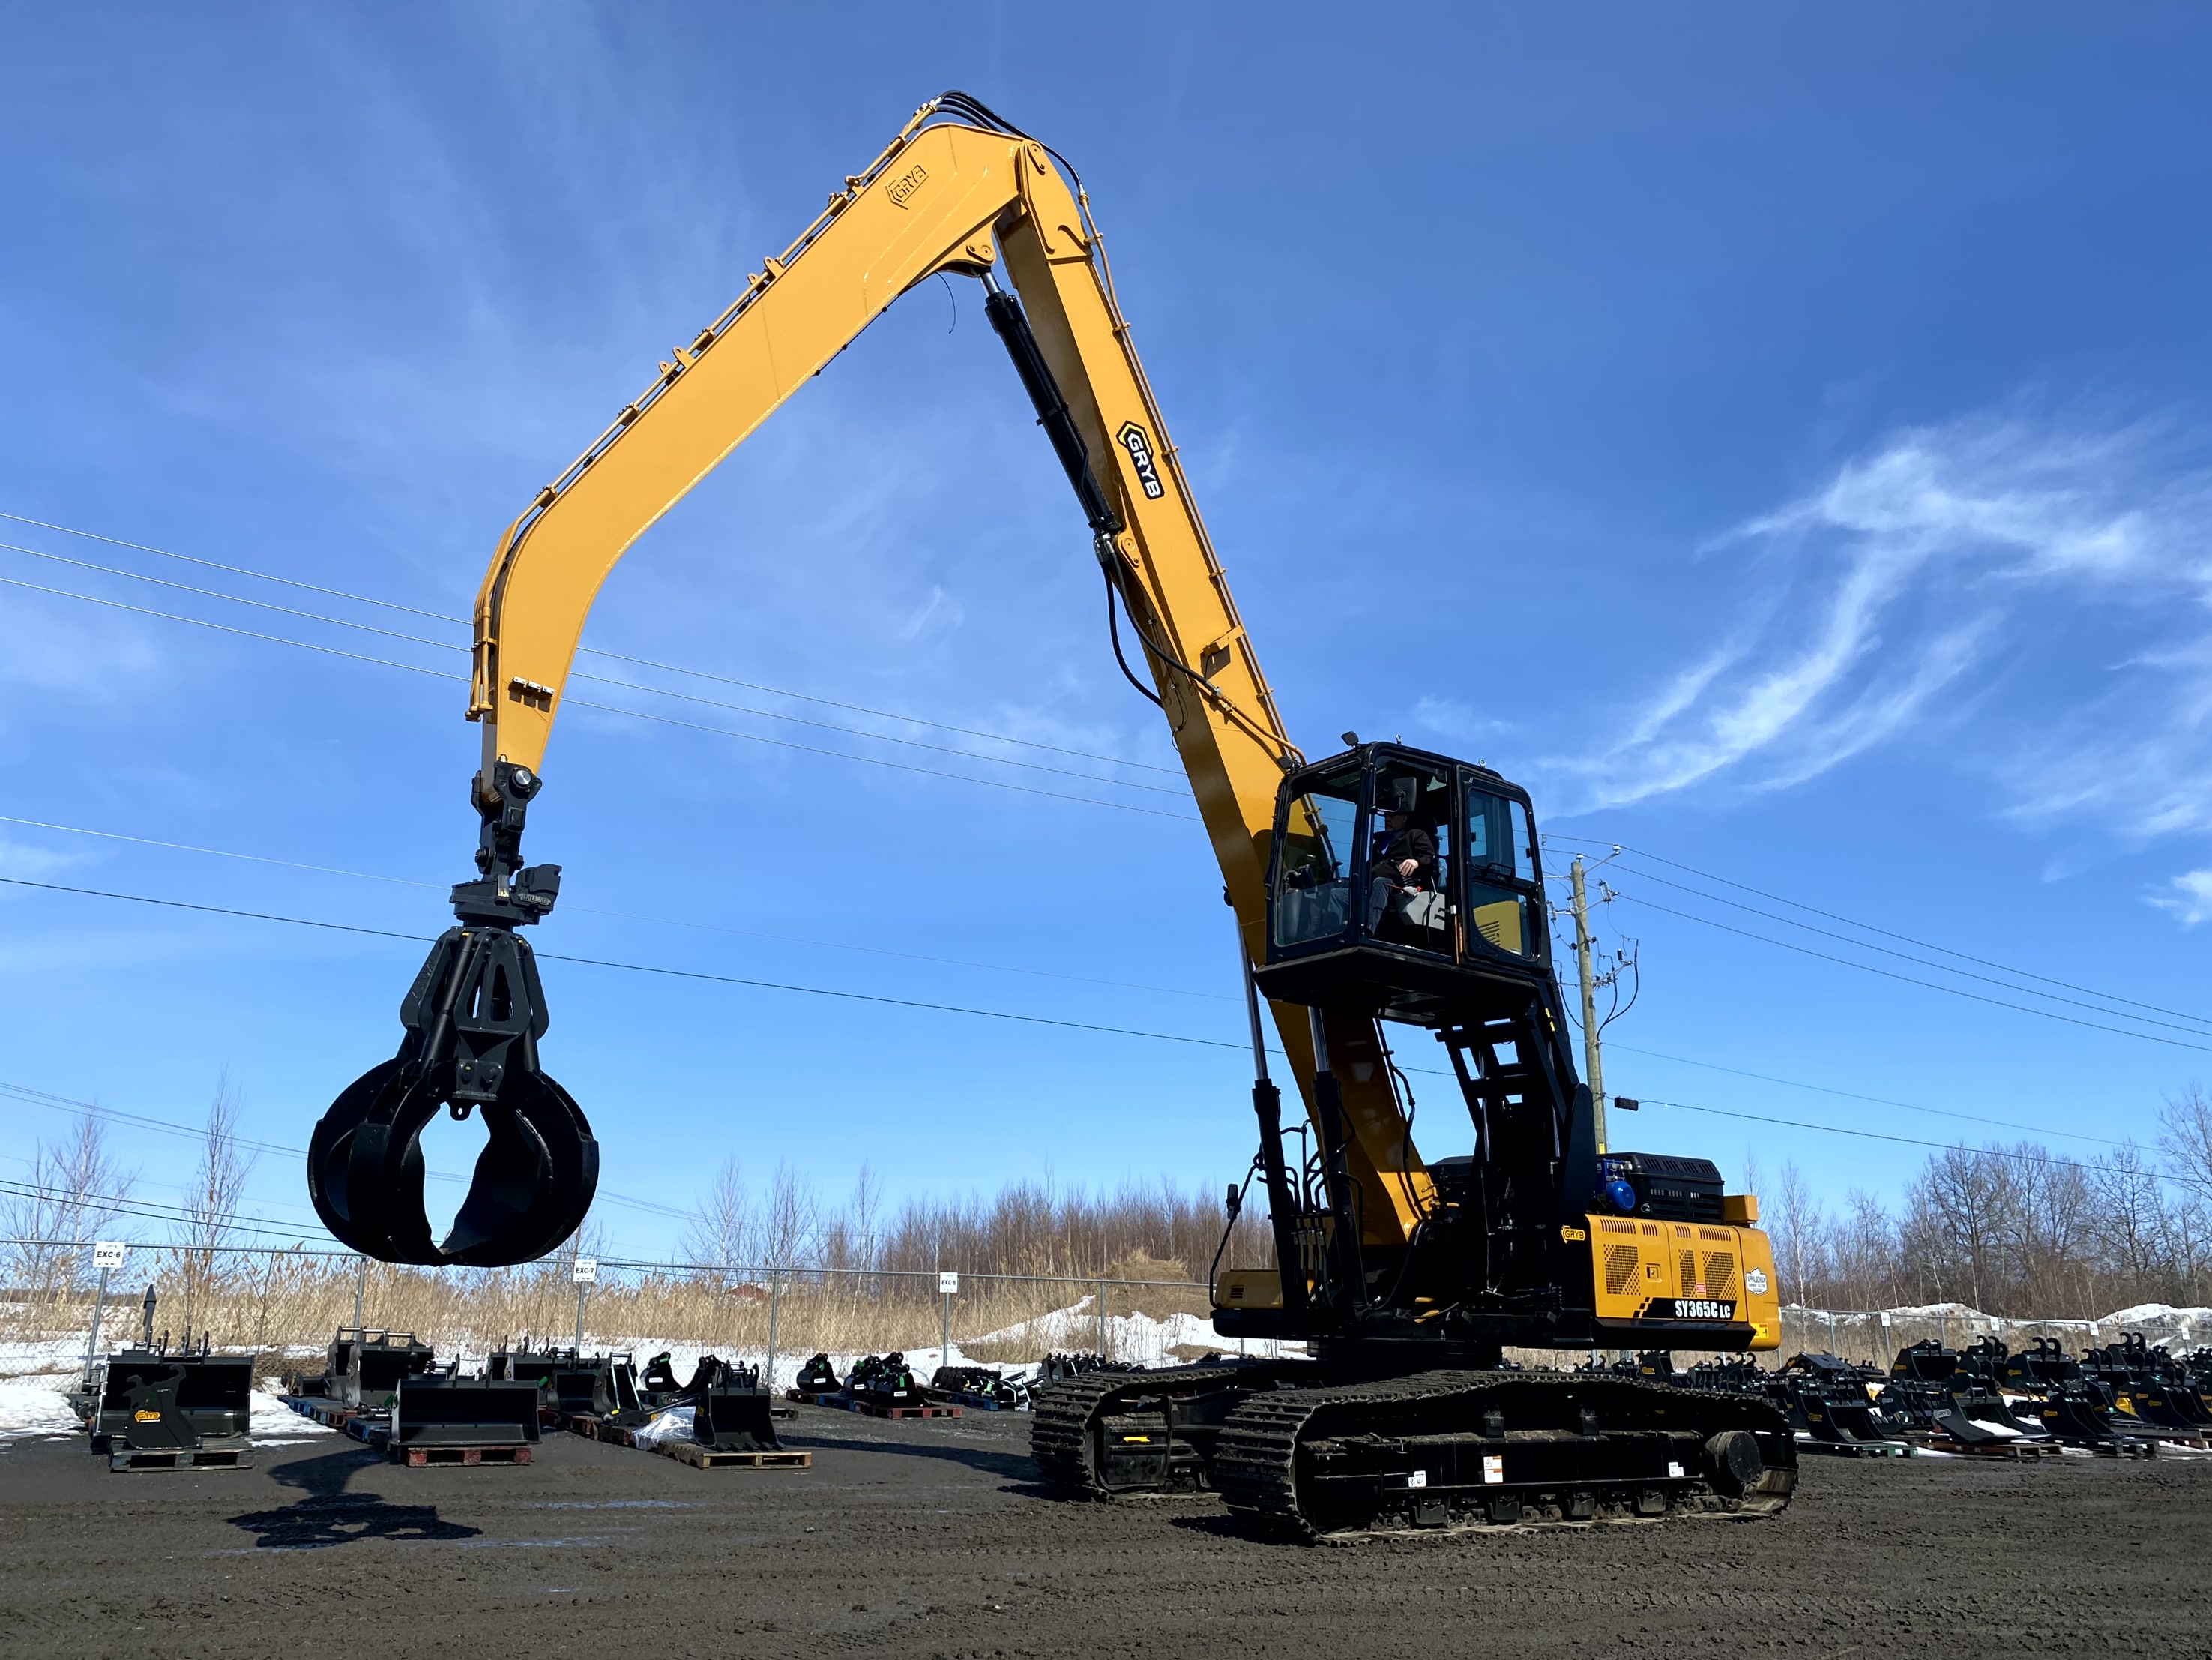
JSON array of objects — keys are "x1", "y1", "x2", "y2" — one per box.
[
  {"x1": 226, "y1": 1446, "x2": 484, "y2": 1551},
  {"x1": 782, "y1": 1428, "x2": 1037, "y2": 1485}
]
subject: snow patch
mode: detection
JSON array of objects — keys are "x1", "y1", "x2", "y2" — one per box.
[
  {"x1": 252, "y1": 1381, "x2": 334, "y2": 1440},
  {"x1": 0, "y1": 1377, "x2": 80, "y2": 1441}
]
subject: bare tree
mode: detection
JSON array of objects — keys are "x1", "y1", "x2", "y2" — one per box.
[
  {"x1": 759, "y1": 1162, "x2": 820, "y2": 1271},
  {"x1": 2156, "y1": 1084, "x2": 2212, "y2": 1302},
  {"x1": 2160, "y1": 1083, "x2": 2212, "y2": 1202},
  {"x1": 1828, "y1": 1191, "x2": 1902, "y2": 1311},
  {"x1": 2009, "y1": 1142, "x2": 2092, "y2": 1317},
  {"x1": 1902, "y1": 1145, "x2": 2018, "y2": 1313},
  {"x1": 1768, "y1": 1161, "x2": 1829, "y2": 1305},
  {"x1": 847, "y1": 1161, "x2": 882, "y2": 1275},
  {"x1": 174, "y1": 1075, "x2": 256, "y2": 1341},
  {"x1": 2088, "y1": 1143, "x2": 2170, "y2": 1309},
  {"x1": 2, "y1": 1113, "x2": 136, "y2": 1311},
  {"x1": 681, "y1": 1158, "x2": 755, "y2": 1277}
]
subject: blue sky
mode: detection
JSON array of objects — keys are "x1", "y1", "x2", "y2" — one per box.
[{"x1": 4, "y1": 5, "x2": 2211, "y2": 1259}]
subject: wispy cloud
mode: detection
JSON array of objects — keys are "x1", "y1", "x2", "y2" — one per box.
[
  {"x1": 1410, "y1": 696, "x2": 1513, "y2": 744},
  {"x1": 0, "y1": 834, "x2": 83, "y2": 883},
  {"x1": 1546, "y1": 406, "x2": 2212, "y2": 843},
  {"x1": 2150, "y1": 870, "x2": 2212, "y2": 927}
]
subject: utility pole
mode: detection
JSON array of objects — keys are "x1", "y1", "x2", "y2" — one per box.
[{"x1": 1568, "y1": 856, "x2": 1609, "y2": 1155}]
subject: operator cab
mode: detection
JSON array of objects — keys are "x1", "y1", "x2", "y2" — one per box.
[{"x1": 1255, "y1": 742, "x2": 1549, "y2": 1026}]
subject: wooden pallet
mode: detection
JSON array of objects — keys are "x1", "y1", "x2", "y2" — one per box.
[
  {"x1": 566, "y1": 1416, "x2": 641, "y2": 1448},
  {"x1": 107, "y1": 1443, "x2": 254, "y2": 1473},
  {"x1": 848, "y1": 1398, "x2": 958, "y2": 1419},
  {"x1": 925, "y1": 1388, "x2": 1019, "y2": 1412},
  {"x1": 1926, "y1": 1434, "x2": 2064, "y2": 1460},
  {"x1": 1794, "y1": 1435, "x2": 1912, "y2": 1458},
  {"x1": 656, "y1": 1440, "x2": 810, "y2": 1470},
  {"x1": 397, "y1": 1443, "x2": 534, "y2": 1467},
  {"x1": 2085, "y1": 1439, "x2": 2160, "y2": 1458},
  {"x1": 283, "y1": 1395, "x2": 367, "y2": 1431}
]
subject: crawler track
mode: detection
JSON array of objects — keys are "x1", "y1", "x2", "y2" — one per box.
[
  {"x1": 1031, "y1": 1362, "x2": 1312, "y2": 1497},
  {"x1": 1214, "y1": 1369, "x2": 1796, "y2": 1539}
]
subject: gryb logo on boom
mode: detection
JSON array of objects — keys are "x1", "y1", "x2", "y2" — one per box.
[
  {"x1": 886, "y1": 163, "x2": 928, "y2": 208},
  {"x1": 1117, "y1": 421, "x2": 1166, "y2": 499}
]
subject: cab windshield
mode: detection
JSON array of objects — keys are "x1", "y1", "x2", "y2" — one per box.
[
  {"x1": 1273, "y1": 769, "x2": 1360, "y2": 948},
  {"x1": 1366, "y1": 760, "x2": 1453, "y2": 952}
]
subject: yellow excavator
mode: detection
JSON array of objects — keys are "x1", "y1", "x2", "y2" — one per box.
[{"x1": 310, "y1": 93, "x2": 1794, "y2": 1535}]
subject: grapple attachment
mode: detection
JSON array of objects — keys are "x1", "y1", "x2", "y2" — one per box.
[{"x1": 309, "y1": 764, "x2": 597, "y2": 1268}]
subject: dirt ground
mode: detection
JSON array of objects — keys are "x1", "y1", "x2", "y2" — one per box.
[{"x1": 2, "y1": 1404, "x2": 2208, "y2": 1659}]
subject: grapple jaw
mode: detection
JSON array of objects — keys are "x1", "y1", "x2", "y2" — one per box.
[{"x1": 310, "y1": 763, "x2": 597, "y2": 1268}]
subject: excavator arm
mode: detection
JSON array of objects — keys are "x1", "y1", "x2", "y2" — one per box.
[{"x1": 313, "y1": 94, "x2": 1430, "y2": 1267}]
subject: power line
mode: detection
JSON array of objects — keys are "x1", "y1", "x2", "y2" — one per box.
[
  {"x1": 0, "y1": 574, "x2": 1195, "y2": 820},
  {"x1": 1602, "y1": 1041, "x2": 2130, "y2": 1149},
  {"x1": 0, "y1": 1077, "x2": 701, "y2": 1225},
  {"x1": 0, "y1": 875, "x2": 1254, "y2": 1054},
  {"x1": 0, "y1": 814, "x2": 439, "y2": 889},
  {"x1": 0, "y1": 546, "x2": 1181, "y2": 797},
  {"x1": 1610, "y1": 890, "x2": 2212, "y2": 1056},
  {"x1": 7, "y1": 870, "x2": 2175, "y2": 1175},
  {"x1": 0, "y1": 571, "x2": 461, "y2": 682},
  {"x1": 0, "y1": 513, "x2": 1183, "y2": 775},
  {"x1": 0, "y1": 509, "x2": 457, "y2": 622},
  {"x1": 1612, "y1": 863, "x2": 2212, "y2": 1039},
  {"x1": 1630, "y1": 1098, "x2": 2199, "y2": 1197},
  {"x1": 1546, "y1": 833, "x2": 2212, "y2": 1032},
  {"x1": 0, "y1": 1175, "x2": 346, "y2": 1248},
  {"x1": 0, "y1": 812, "x2": 1232, "y2": 1003}
]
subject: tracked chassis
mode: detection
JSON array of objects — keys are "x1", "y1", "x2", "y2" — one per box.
[{"x1": 1034, "y1": 1362, "x2": 1796, "y2": 1539}]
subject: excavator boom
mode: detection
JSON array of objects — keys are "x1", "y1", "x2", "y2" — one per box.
[{"x1": 314, "y1": 92, "x2": 1427, "y2": 1269}]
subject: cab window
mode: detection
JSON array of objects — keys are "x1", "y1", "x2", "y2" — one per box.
[
  {"x1": 1273, "y1": 770, "x2": 1361, "y2": 947},
  {"x1": 1465, "y1": 784, "x2": 1539, "y2": 960}
]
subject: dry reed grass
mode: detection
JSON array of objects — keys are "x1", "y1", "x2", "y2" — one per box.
[{"x1": 0, "y1": 1245, "x2": 1218, "y2": 1371}]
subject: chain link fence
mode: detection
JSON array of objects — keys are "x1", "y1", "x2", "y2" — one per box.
[
  {"x1": 0, "y1": 1240, "x2": 1260, "y2": 1383},
  {"x1": 13, "y1": 1242, "x2": 2204, "y2": 1383}
]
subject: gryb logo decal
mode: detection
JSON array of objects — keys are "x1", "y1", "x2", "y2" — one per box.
[
  {"x1": 1116, "y1": 421, "x2": 1166, "y2": 499},
  {"x1": 885, "y1": 163, "x2": 928, "y2": 208}
]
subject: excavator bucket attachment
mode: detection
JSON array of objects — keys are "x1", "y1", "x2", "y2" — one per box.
[
  {"x1": 170, "y1": 1351, "x2": 254, "y2": 1440},
  {"x1": 391, "y1": 1375, "x2": 542, "y2": 1455},
  {"x1": 695, "y1": 1366, "x2": 780, "y2": 1452},
  {"x1": 93, "y1": 1346, "x2": 256, "y2": 1471},
  {"x1": 327, "y1": 1328, "x2": 436, "y2": 1409},
  {"x1": 640, "y1": 1352, "x2": 682, "y2": 1400},
  {"x1": 94, "y1": 1354, "x2": 196, "y2": 1452},
  {"x1": 2028, "y1": 1384, "x2": 2160, "y2": 1452}
]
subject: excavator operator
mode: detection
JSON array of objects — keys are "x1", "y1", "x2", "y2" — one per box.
[{"x1": 1367, "y1": 799, "x2": 1439, "y2": 939}]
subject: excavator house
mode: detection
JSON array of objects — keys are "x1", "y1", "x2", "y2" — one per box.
[{"x1": 310, "y1": 92, "x2": 1794, "y2": 1536}]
